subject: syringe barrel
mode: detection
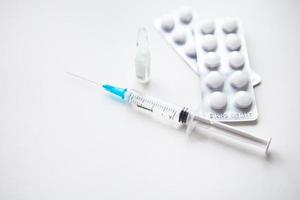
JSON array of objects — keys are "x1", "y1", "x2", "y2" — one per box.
[{"x1": 126, "y1": 90, "x2": 189, "y2": 126}]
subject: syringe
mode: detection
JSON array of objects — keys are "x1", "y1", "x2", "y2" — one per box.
[{"x1": 67, "y1": 72, "x2": 272, "y2": 154}]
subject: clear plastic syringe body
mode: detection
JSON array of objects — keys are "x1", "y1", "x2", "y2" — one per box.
[
  {"x1": 125, "y1": 89, "x2": 189, "y2": 127},
  {"x1": 124, "y1": 89, "x2": 271, "y2": 153},
  {"x1": 100, "y1": 84, "x2": 271, "y2": 154}
]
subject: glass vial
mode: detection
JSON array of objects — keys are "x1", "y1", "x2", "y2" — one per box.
[{"x1": 135, "y1": 27, "x2": 151, "y2": 83}]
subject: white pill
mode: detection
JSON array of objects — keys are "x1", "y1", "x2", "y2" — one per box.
[
  {"x1": 225, "y1": 34, "x2": 241, "y2": 51},
  {"x1": 222, "y1": 17, "x2": 238, "y2": 33},
  {"x1": 173, "y1": 31, "x2": 186, "y2": 45},
  {"x1": 185, "y1": 45, "x2": 197, "y2": 58},
  {"x1": 229, "y1": 51, "x2": 244, "y2": 69},
  {"x1": 202, "y1": 34, "x2": 217, "y2": 51},
  {"x1": 204, "y1": 52, "x2": 220, "y2": 70},
  {"x1": 200, "y1": 19, "x2": 215, "y2": 34},
  {"x1": 234, "y1": 91, "x2": 252, "y2": 109},
  {"x1": 209, "y1": 92, "x2": 227, "y2": 110},
  {"x1": 179, "y1": 7, "x2": 193, "y2": 24},
  {"x1": 230, "y1": 71, "x2": 249, "y2": 90},
  {"x1": 206, "y1": 71, "x2": 224, "y2": 90},
  {"x1": 160, "y1": 16, "x2": 175, "y2": 32}
]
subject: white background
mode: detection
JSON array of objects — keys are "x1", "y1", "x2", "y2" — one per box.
[{"x1": 0, "y1": 0, "x2": 300, "y2": 199}]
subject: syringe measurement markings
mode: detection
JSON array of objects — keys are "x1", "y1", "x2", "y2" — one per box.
[
  {"x1": 171, "y1": 110, "x2": 177, "y2": 120},
  {"x1": 129, "y1": 93, "x2": 180, "y2": 121},
  {"x1": 136, "y1": 104, "x2": 153, "y2": 112}
]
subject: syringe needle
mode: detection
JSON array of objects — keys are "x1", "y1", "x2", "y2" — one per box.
[
  {"x1": 67, "y1": 71, "x2": 128, "y2": 99},
  {"x1": 66, "y1": 71, "x2": 102, "y2": 86}
]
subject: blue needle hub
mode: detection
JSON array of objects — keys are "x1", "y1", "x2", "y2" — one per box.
[{"x1": 102, "y1": 84, "x2": 128, "y2": 100}]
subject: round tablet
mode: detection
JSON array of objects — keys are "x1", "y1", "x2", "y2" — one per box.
[
  {"x1": 209, "y1": 92, "x2": 227, "y2": 110},
  {"x1": 204, "y1": 52, "x2": 221, "y2": 70},
  {"x1": 179, "y1": 7, "x2": 193, "y2": 24},
  {"x1": 185, "y1": 45, "x2": 197, "y2": 58},
  {"x1": 222, "y1": 17, "x2": 238, "y2": 33},
  {"x1": 173, "y1": 31, "x2": 186, "y2": 45},
  {"x1": 225, "y1": 34, "x2": 241, "y2": 51},
  {"x1": 200, "y1": 19, "x2": 215, "y2": 34},
  {"x1": 206, "y1": 71, "x2": 224, "y2": 90},
  {"x1": 202, "y1": 34, "x2": 217, "y2": 51},
  {"x1": 229, "y1": 51, "x2": 244, "y2": 69},
  {"x1": 230, "y1": 71, "x2": 249, "y2": 90},
  {"x1": 234, "y1": 91, "x2": 252, "y2": 109},
  {"x1": 160, "y1": 16, "x2": 175, "y2": 32}
]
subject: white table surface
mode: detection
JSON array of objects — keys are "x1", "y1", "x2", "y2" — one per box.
[{"x1": 1, "y1": 0, "x2": 300, "y2": 199}]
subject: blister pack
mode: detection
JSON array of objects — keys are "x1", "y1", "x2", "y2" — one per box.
[
  {"x1": 154, "y1": 7, "x2": 199, "y2": 75},
  {"x1": 154, "y1": 7, "x2": 261, "y2": 87},
  {"x1": 194, "y1": 17, "x2": 258, "y2": 121}
]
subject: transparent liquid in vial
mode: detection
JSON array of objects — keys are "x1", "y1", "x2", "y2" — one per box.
[
  {"x1": 135, "y1": 52, "x2": 150, "y2": 82},
  {"x1": 135, "y1": 27, "x2": 151, "y2": 83}
]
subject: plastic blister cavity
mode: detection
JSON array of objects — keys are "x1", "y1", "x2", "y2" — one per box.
[{"x1": 154, "y1": 7, "x2": 199, "y2": 76}]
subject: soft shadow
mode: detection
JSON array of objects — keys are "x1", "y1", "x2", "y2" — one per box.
[{"x1": 131, "y1": 80, "x2": 151, "y2": 91}]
